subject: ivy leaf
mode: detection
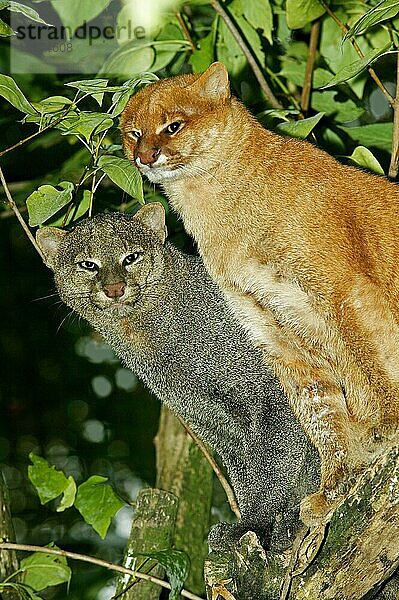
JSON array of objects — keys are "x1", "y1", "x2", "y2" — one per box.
[
  {"x1": 277, "y1": 112, "x2": 324, "y2": 138},
  {"x1": 75, "y1": 475, "x2": 125, "y2": 538},
  {"x1": 346, "y1": 145, "x2": 385, "y2": 175},
  {"x1": 286, "y1": 0, "x2": 326, "y2": 29},
  {"x1": 138, "y1": 549, "x2": 190, "y2": 600},
  {"x1": 0, "y1": 74, "x2": 36, "y2": 114},
  {"x1": 21, "y1": 547, "x2": 71, "y2": 591},
  {"x1": 98, "y1": 155, "x2": 144, "y2": 204},
  {"x1": 321, "y1": 45, "x2": 391, "y2": 89},
  {"x1": 344, "y1": 0, "x2": 399, "y2": 41},
  {"x1": 26, "y1": 182, "x2": 74, "y2": 226}
]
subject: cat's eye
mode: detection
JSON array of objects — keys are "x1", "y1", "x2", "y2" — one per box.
[
  {"x1": 127, "y1": 129, "x2": 142, "y2": 140},
  {"x1": 164, "y1": 121, "x2": 183, "y2": 135},
  {"x1": 78, "y1": 260, "x2": 99, "y2": 272},
  {"x1": 122, "y1": 252, "x2": 143, "y2": 267}
]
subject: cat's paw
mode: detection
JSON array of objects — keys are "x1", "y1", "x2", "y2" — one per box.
[{"x1": 208, "y1": 522, "x2": 270, "y2": 552}]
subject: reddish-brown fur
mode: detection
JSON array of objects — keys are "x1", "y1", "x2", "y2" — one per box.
[{"x1": 121, "y1": 63, "x2": 399, "y2": 523}]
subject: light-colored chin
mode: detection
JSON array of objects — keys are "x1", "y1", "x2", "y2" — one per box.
[{"x1": 142, "y1": 167, "x2": 183, "y2": 184}]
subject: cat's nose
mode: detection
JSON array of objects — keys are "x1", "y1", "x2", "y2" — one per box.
[
  {"x1": 103, "y1": 282, "x2": 125, "y2": 299},
  {"x1": 137, "y1": 148, "x2": 160, "y2": 166}
]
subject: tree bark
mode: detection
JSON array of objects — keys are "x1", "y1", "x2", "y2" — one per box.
[
  {"x1": 155, "y1": 406, "x2": 214, "y2": 595},
  {"x1": 205, "y1": 447, "x2": 399, "y2": 600},
  {"x1": 115, "y1": 488, "x2": 178, "y2": 599},
  {"x1": 117, "y1": 405, "x2": 213, "y2": 598}
]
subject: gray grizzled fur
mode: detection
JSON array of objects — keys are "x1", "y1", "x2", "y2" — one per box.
[{"x1": 36, "y1": 204, "x2": 320, "y2": 552}]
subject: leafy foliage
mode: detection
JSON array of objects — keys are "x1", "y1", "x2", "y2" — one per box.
[{"x1": 29, "y1": 454, "x2": 124, "y2": 536}]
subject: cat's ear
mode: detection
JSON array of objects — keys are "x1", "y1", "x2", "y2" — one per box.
[
  {"x1": 134, "y1": 202, "x2": 167, "y2": 243},
  {"x1": 190, "y1": 62, "x2": 230, "y2": 101},
  {"x1": 36, "y1": 227, "x2": 67, "y2": 269}
]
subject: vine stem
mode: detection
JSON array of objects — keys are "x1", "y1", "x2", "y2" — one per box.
[
  {"x1": 301, "y1": 20, "x2": 321, "y2": 114},
  {"x1": 389, "y1": 49, "x2": 399, "y2": 179},
  {"x1": 176, "y1": 415, "x2": 241, "y2": 520},
  {"x1": 319, "y1": 0, "x2": 394, "y2": 107},
  {"x1": 0, "y1": 167, "x2": 44, "y2": 261},
  {"x1": 209, "y1": 0, "x2": 282, "y2": 109},
  {"x1": 176, "y1": 11, "x2": 196, "y2": 52},
  {"x1": 0, "y1": 543, "x2": 204, "y2": 600}
]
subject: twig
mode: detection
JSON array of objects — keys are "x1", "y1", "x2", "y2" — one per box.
[
  {"x1": 0, "y1": 167, "x2": 44, "y2": 261},
  {"x1": 389, "y1": 49, "x2": 399, "y2": 179},
  {"x1": 209, "y1": 0, "x2": 282, "y2": 109},
  {"x1": 176, "y1": 415, "x2": 241, "y2": 520},
  {"x1": 0, "y1": 543, "x2": 204, "y2": 600},
  {"x1": 0, "y1": 109, "x2": 72, "y2": 159},
  {"x1": 301, "y1": 20, "x2": 321, "y2": 114},
  {"x1": 176, "y1": 11, "x2": 196, "y2": 52},
  {"x1": 319, "y1": 0, "x2": 394, "y2": 107}
]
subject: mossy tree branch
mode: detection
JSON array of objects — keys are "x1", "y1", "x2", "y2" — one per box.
[{"x1": 204, "y1": 447, "x2": 399, "y2": 600}]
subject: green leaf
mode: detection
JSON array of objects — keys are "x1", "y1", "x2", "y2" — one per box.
[
  {"x1": 26, "y1": 182, "x2": 74, "y2": 226},
  {"x1": 138, "y1": 549, "x2": 190, "y2": 600},
  {"x1": 0, "y1": 17, "x2": 13, "y2": 36},
  {"x1": 189, "y1": 29, "x2": 214, "y2": 73},
  {"x1": 60, "y1": 113, "x2": 114, "y2": 142},
  {"x1": 0, "y1": 74, "x2": 36, "y2": 114},
  {"x1": 242, "y1": 0, "x2": 273, "y2": 44},
  {"x1": 151, "y1": 21, "x2": 186, "y2": 72},
  {"x1": 346, "y1": 145, "x2": 385, "y2": 175},
  {"x1": 31, "y1": 96, "x2": 72, "y2": 115},
  {"x1": 228, "y1": 0, "x2": 265, "y2": 66},
  {"x1": 286, "y1": 0, "x2": 326, "y2": 29},
  {"x1": 9, "y1": 1, "x2": 49, "y2": 24},
  {"x1": 311, "y1": 91, "x2": 364, "y2": 123},
  {"x1": 66, "y1": 78, "x2": 109, "y2": 106},
  {"x1": 75, "y1": 475, "x2": 124, "y2": 538},
  {"x1": 99, "y1": 40, "x2": 155, "y2": 76},
  {"x1": 28, "y1": 453, "x2": 76, "y2": 509},
  {"x1": 321, "y1": 45, "x2": 391, "y2": 88},
  {"x1": 21, "y1": 547, "x2": 71, "y2": 591},
  {"x1": 50, "y1": 0, "x2": 111, "y2": 35},
  {"x1": 339, "y1": 122, "x2": 393, "y2": 152},
  {"x1": 98, "y1": 156, "x2": 144, "y2": 204},
  {"x1": 276, "y1": 112, "x2": 324, "y2": 138},
  {"x1": 47, "y1": 188, "x2": 91, "y2": 227},
  {"x1": 344, "y1": 0, "x2": 399, "y2": 40}
]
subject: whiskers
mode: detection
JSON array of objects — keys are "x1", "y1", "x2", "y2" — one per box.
[{"x1": 56, "y1": 309, "x2": 76, "y2": 334}]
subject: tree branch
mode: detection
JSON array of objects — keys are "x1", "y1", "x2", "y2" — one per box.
[
  {"x1": 301, "y1": 20, "x2": 321, "y2": 114},
  {"x1": 204, "y1": 447, "x2": 399, "y2": 600},
  {"x1": 319, "y1": 0, "x2": 394, "y2": 107},
  {"x1": 0, "y1": 167, "x2": 44, "y2": 261},
  {"x1": 0, "y1": 543, "x2": 204, "y2": 600},
  {"x1": 209, "y1": 0, "x2": 282, "y2": 109}
]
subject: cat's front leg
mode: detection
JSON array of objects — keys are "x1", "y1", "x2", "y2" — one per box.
[{"x1": 224, "y1": 286, "x2": 355, "y2": 523}]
